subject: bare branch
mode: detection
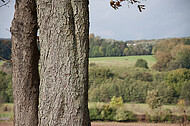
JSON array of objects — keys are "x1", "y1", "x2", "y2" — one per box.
[
  {"x1": 0, "y1": 0, "x2": 10, "y2": 7},
  {"x1": 0, "y1": 56, "x2": 12, "y2": 62}
]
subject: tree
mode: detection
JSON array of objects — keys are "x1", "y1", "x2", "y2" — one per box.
[
  {"x1": 36, "y1": 0, "x2": 90, "y2": 125},
  {"x1": 165, "y1": 68, "x2": 190, "y2": 97},
  {"x1": 135, "y1": 59, "x2": 149, "y2": 69},
  {"x1": 10, "y1": 0, "x2": 40, "y2": 125},
  {"x1": 8, "y1": 0, "x2": 145, "y2": 125},
  {"x1": 146, "y1": 90, "x2": 162, "y2": 110}
]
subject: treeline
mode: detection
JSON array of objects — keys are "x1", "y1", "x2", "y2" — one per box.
[
  {"x1": 89, "y1": 34, "x2": 157, "y2": 57},
  {"x1": 88, "y1": 65, "x2": 190, "y2": 104},
  {"x1": 0, "y1": 39, "x2": 12, "y2": 60}
]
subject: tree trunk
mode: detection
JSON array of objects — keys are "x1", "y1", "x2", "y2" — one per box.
[
  {"x1": 37, "y1": 0, "x2": 90, "y2": 125},
  {"x1": 10, "y1": 0, "x2": 39, "y2": 125}
]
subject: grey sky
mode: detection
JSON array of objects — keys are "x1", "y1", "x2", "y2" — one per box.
[{"x1": 0, "y1": 0, "x2": 190, "y2": 41}]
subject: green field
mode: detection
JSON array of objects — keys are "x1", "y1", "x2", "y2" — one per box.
[{"x1": 89, "y1": 55, "x2": 156, "y2": 68}]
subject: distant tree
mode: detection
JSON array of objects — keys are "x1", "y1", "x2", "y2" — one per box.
[
  {"x1": 165, "y1": 69, "x2": 190, "y2": 97},
  {"x1": 0, "y1": 40, "x2": 12, "y2": 61},
  {"x1": 135, "y1": 59, "x2": 149, "y2": 69},
  {"x1": 180, "y1": 81, "x2": 190, "y2": 103},
  {"x1": 152, "y1": 51, "x2": 172, "y2": 71},
  {"x1": 152, "y1": 38, "x2": 190, "y2": 71},
  {"x1": 146, "y1": 90, "x2": 162, "y2": 110},
  {"x1": 175, "y1": 46, "x2": 190, "y2": 69},
  {"x1": 0, "y1": 71, "x2": 12, "y2": 103}
]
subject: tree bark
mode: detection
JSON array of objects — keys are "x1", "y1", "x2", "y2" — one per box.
[
  {"x1": 10, "y1": 0, "x2": 39, "y2": 125},
  {"x1": 37, "y1": 0, "x2": 90, "y2": 125}
]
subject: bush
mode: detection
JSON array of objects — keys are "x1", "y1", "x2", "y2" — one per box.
[
  {"x1": 110, "y1": 96, "x2": 124, "y2": 107},
  {"x1": 114, "y1": 108, "x2": 136, "y2": 122},
  {"x1": 146, "y1": 90, "x2": 162, "y2": 109},
  {"x1": 89, "y1": 104, "x2": 116, "y2": 121},
  {"x1": 100, "y1": 105, "x2": 116, "y2": 120},
  {"x1": 135, "y1": 59, "x2": 149, "y2": 69},
  {"x1": 89, "y1": 107, "x2": 102, "y2": 120},
  {"x1": 89, "y1": 104, "x2": 137, "y2": 122},
  {"x1": 146, "y1": 108, "x2": 172, "y2": 123}
]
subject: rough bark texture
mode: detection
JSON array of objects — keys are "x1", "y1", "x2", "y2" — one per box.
[
  {"x1": 37, "y1": 0, "x2": 90, "y2": 125},
  {"x1": 10, "y1": 0, "x2": 39, "y2": 126}
]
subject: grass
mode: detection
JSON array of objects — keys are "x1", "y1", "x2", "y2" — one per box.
[
  {"x1": 89, "y1": 102, "x2": 190, "y2": 116},
  {"x1": 89, "y1": 55, "x2": 157, "y2": 74},
  {"x1": 89, "y1": 55, "x2": 156, "y2": 68},
  {"x1": 0, "y1": 103, "x2": 14, "y2": 119}
]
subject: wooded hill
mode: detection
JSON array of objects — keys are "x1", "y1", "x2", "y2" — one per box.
[
  {"x1": 1, "y1": 35, "x2": 190, "y2": 59},
  {"x1": 89, "y1": 34, "x2": 190, "y2": 57}
]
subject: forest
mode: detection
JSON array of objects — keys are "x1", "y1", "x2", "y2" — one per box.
[
  {"x1": 89, "y1": 33, "x2": 158, "y2": 57},
  {"x1": 1, "y1": 36, "x2": 190, "y2": 104}
]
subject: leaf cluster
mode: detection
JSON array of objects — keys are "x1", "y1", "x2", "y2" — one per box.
[{"x1": 110, "y1": 0, "x2": 145, "y2": 12}]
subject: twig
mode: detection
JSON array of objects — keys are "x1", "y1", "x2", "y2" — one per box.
[
  {"x1": 0, "y1": 0, "x2": 10, "y2": 7},
  {"x1": 0, "y1": 56, "x2": 12, "y2": 62}
]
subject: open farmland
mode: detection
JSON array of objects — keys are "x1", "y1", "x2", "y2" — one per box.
[{"x1": 89, "y1": 55, "x2": 156, "y2": 68}]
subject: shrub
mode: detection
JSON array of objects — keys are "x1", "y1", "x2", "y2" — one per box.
[
  {"x1": 146, "y1": 90, "x2": 162, "y2": 109},
  {"x1": 135, "y1": 59, "x2": 149, "y2": 69},
  {"x1": 114, "y1": 108, "x2": 136, "y2": 122},
  {"x1": 89, "y1": 103, "x2": 137, "y2": 122},
  {"x1": 146, "y1": 108, "x2": 172, "y2": 123},
  {"x1": 100, "y1": 105, "x2": 116, "y2": 120},
  {"x1": 110, "y1": 96, "x2": 124, "y2": 108},
  {"x1": 89, "y1": 107, "x2": 102, "y2": 120}
]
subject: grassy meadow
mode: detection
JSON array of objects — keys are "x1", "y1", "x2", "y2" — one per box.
[{"x1": 89, "y1": 55, "x2": 156, "y2": 72}]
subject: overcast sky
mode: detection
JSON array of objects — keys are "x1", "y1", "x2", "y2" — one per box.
[{"x1": 0, "y1": 0, "x2": 190, "y2": 41}]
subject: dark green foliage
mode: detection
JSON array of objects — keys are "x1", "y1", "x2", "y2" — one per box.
[
  {"x1": 182, "y1": 38, "x2": 190, "y2": 45},
  {"x1": 165, "y1": 68, "x2": 190, "y2": 97},
  {"x1": 179, "y1": 81, "x2": 190, "y2": 102},
  {"x1": 89, "y1": 34, "x2": 155, "y2": 58},
  {"x1": 0, "y1": 71, "x2": 13, "y2": 103},
  {"x1": 89, "y1": 64, "x2": 189, "y2": 104},
  {"x1": 135, "y1": 59, "x2": 149, "y2": 69},
  {"x1": 89, "y1": 104, "x2": 136, "y2": 122},
  {"x1": 89, "y1": 105, "x2": 116, "y2": 121},
  {"x1": 175, "y1": 46, "x2": 190, "y2": 69},
  {"x1": 89, "y1": 107, "x2": 102, "y2": 120},
  {"x1": 114, "y1": 108, "x2": 136, "y2": 122},
  {"x1": 0, "y1": 39, "x2": 12, "y2": 60}
]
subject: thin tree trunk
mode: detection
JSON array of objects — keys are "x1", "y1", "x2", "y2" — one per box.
[
  {"x1": 10, "y1": 0, "x2": 39, "y2": 125},
  {"x1": 37, "y1": 0, "x2": 90, "y2": 125}
]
